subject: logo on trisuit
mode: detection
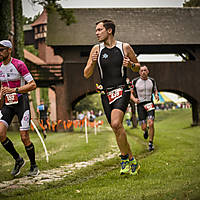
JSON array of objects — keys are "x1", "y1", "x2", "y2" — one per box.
[{"x1": 102, "y1": 53, "x2": 108, "y2": 59}]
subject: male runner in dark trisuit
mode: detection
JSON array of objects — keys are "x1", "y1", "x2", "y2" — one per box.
[{"x1": 84, "y1": 20, "x2": 141, "y2": 175}]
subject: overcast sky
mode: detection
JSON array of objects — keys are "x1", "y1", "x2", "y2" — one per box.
[{"x1": 22, "y1": 0, "x2": 185, "y2": 17}]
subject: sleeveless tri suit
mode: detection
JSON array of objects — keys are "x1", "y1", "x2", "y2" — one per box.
[{"x1": 97, "y1": 41, "x2": 130, "y2": 123}]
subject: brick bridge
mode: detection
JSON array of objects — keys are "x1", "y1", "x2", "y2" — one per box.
[{"x1": 43, "y1": 8, "x2": 200, "y2": 125}]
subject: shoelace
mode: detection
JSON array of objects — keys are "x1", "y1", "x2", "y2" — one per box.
[
  {"x1": 130, "y1": 163, "x2": 137, "y2": 171},
  {"x1": 121, "y1": 160, "x2": 129, "y2": 169}
]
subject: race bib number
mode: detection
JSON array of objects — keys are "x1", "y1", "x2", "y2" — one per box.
[
  {"x1": 107, "y1": 88, "x2": 123, "y2": 104},
  {"x1": 144, "y1": 102, "x2": 155, "y2": 112},
  {"x1": 5, "y1": 93, "x2": 18, "y2": 105}
]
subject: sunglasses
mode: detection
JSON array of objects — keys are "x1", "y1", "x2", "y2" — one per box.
[{"x1": 0, "y1": 47, "x2": 8, "y2": 52}]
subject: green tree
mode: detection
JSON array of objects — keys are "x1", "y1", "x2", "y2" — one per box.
[
  {"x1": 24, "y1": 45, "x2": 39, "y2": 56},
  {"x1": 183, "y1": 0, "x2": 200, "y2": 7},
  {"x1": 30, "y1": 0, "x2": 76, "y2": 25},
  {"x1": 40, "y1": 88, "x2": 49, "y2": 105},
  {"x1": 23, "y1": 12, "x2": 41, "y2": 25},
  {"x1": 0, "y1": 0, "x2": 75, "y2": 59},
  {"x1": 13, "y1": 0, "x2": 24, "y2": 61},
  {"x1": 0, "y1": 0, "x2": 11, "y2": 41},
  {"x1": 0, "y1": 0, "x2": 24, "y2": 60},
  {"x1": 75, "y1": 94, "x2": 103, "y2": 114}
]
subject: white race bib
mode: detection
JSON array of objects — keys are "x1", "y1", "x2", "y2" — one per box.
[
  {"x1": 107, "y1": 88, "x2": 123, "y2": 104},
  {"x1": 5, "y1": 93, "x2": 18, "y2": 105},
  {"x1": 144, "y1": 102, "x2": 155, "y2": 112}
]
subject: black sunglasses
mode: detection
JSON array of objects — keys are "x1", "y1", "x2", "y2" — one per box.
[{"x1": 0, "y1": 47, "x2": 8, "y2": 52}]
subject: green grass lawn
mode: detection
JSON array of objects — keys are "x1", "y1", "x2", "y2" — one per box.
[{"x1": 0, "y1": 109, "x2": 199, "y2": 200}]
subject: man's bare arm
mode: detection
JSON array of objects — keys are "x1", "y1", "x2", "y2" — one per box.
[
  {"x1": 0, "y1": 83, "x2": 4, "y2": 109},
  {"x1": 84, "y1": 45, "x2": 99, "y2": 79},
  {"x1": 130, "y1": 90, "x2": 140, "y2": 104},
  {"x1": 1, "y1": 80, "x2": 37, "y2": 95},
  {"x1": 154, "y1": 90, "x2": 159, "y2": 101},
  {"x1": 123, "y1": 43, "x2": 140, "y2": 72}
]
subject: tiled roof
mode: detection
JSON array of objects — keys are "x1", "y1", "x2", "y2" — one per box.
[
  {"x1": 47, "y1": 8, "x2": 200, "y2": 46},
  {"x1": 24, "y1": 47, "x2": 63, "y2": 65},
  {"x1": 24, "y1": 49, "x2": 63, "y2": 82},
  {"x1": 31, "y1": 9, "x2": 47, "y2": 27},
  {"x1": 24, "y1": 49, "x2": 46, "y2": 65}
]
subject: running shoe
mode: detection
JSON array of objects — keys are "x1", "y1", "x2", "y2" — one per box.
[
  {"x1": 120, "y1": 158, "x2": 130, "y2": 175},
  {"x1": 149, "y1": 143, "x2": 154, "y2": 152},
  {"x1": 11, "y1": 157, "x2": 25, "y2": 177},
  {"x1": 129, "y1": 158, "x2": 140, "y2": 175},
  {"x1": 143, "y1": 129, "x2": 148, "y2": 140},
  {"x1": 28, "y1": 165, "x2": 40, "y2": 176}
]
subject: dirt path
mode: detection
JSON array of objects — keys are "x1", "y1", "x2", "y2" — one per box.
[
  {"x1": 0, "y1": 127, "x2": 148, "y2": 192},
  {"x1": 0, "y1": 145, "x2": 119, "y2": 191}
]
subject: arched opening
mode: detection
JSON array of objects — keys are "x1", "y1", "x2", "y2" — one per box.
[
  {"x1": 154, "y1": 90, "x2": 199, "y2": 126},
  {"x1": 72, "y1": 92, "x2": 104, "y2": 120}
]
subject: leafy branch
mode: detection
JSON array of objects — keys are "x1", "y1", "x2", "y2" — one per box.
[{"x1": 30, "y1": 0, "x2": 76, "y2": 25}]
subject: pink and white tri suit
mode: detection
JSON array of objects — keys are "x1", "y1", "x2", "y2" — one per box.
[
  {"x1": 0, "y1": 58, "x2": 34, "y2": 131},
  {"x1": 0, "y1": 58, "x2": 33, "y2": 88}
]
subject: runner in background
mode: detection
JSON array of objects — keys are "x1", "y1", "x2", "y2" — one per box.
[
  {"x1": 131, "y1": 65, "x2": 159, "y2": 151},
  {"x1": 37, "y1": 99, "x2": 48, "y2": 139},
  {"x1": 77, "y1": 112, "x2": 85, "y2": 131}
]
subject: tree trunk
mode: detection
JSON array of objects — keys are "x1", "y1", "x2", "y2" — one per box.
[
  {"x1": 13, "y1": 0, "x2": 24, "y2": 60},
  {"x1": 0, "y1": 0, "x2": 11, "y2": 40}
]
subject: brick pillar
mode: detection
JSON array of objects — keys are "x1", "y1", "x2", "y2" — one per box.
[{"x1": 55, "y1": 83, "x2": 73, "y2": 131}]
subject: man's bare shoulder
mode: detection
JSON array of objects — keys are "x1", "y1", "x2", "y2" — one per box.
[
  {"x1": 91, "y1": 44, "x2": 99, "y2": 53},
  {"x1": 122, "y1": 42, "x2": 133, "y2": 55},
  {"x1": 92, "y1": 44, "x2": 99, "y2": 51},
  {"x1": 123, "y1": 42, "x2": 133, "y2": 51},
  {"x1": 123, "y1": 42, "x2": 131, "y2": 48}
]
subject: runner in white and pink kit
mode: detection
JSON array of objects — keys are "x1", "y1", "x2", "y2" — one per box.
[{"x1": 0, "y1": 40, "x2": 40, "y2": 177}]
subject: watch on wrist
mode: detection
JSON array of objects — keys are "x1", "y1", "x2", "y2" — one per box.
[
  {"x1": 15, "y1": 88, "x2": 19, "y2": 93},
  {"x1": 131, "y1": 63, "x2": 135, "y2": 68},
  {"x1": 131, "y1": 63, "x2": 139, "y2": 72}
]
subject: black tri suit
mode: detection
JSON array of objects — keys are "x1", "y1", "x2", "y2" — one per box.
[{"x1": 97, "y1": 41, "x2": 130, "y2": 124}]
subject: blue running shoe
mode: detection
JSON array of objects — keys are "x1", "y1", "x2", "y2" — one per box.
[
  {"x1": 129, "y1": 158, "x2": 140, "y2": 175},
  {"x1": 120, "y1": 158, "x2": 130, "y2": 175}
]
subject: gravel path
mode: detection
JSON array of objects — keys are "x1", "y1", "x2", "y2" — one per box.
[{"x1": 0, "y1": 145, "x2": 119, "y2": 191}]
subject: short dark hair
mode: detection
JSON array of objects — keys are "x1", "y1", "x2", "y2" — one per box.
[{"x1": 96, "y1": 19, "x2": 115, "y2": 36}]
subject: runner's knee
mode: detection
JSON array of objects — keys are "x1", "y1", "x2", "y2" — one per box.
[
  {"x1": 0, "y1": 127, "x2": 7, "y2": 142},
  {"x1": 20, "y1": 132, "x2": 31, "y2": 146},
  {"x1": 141, "y1": 123, "x2": 147, "y2": 131},
  {"x1": 111, "y1": 120, "x2": 122, "y2": 132},
  {"x1": 148, "y1": 120, "x2": 154, "y2": 128}
]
